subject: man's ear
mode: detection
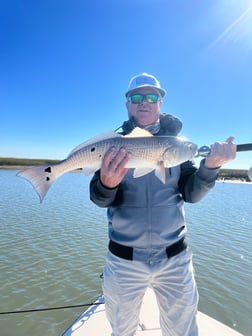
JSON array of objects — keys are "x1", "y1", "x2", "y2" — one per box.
[{"x1": 126, "y1": 101, "x2": 131, "y2": 114}]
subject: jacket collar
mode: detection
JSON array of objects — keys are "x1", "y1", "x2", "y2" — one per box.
[{"x1": 120, "y1": 113, "x2": 182, "y2": 136}]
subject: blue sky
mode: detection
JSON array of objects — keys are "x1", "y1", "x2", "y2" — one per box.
[{"x1": 1, "y1": 0, "x2": 252, "y2": 169}]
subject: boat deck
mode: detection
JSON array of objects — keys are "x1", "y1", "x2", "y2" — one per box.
[{"x1": 63, "y1": 288, "x2": 244, "y2": 335}]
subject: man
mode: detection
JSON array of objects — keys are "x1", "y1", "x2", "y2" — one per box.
[{"x1": 89, "y1": 73, "x2": 236, "y2": 336}]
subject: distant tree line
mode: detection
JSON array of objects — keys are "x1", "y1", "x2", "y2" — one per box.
[
  {"x1": 0, "y1": 157, "x2": 59, "y2": 166},
  {"x1": 218, "y1": 168, "x2": 250, "y2": 182}
]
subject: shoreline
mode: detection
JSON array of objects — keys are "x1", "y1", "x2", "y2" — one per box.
[
  {"x1": 0, "y1": 165, "x2": 82, "y2": 174},
  {"x1": 2, "y1": 165, "x2": 251, "y2": 183},
  {"x1": 0, "y1": 165, "x2": 27, "y2": 170},
  {"x1": 216, "y1": 179, "x2": 251, "y2": 184}
]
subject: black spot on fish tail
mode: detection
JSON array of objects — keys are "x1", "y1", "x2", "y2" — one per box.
[
  {"x1": 44, "y1": 167, "x2": 52, "y2": 173},
  {"x1": 91, "y1": 147, "x2": 95, "y2": 152},
  {"x1": 46, "y1": 177, "x2": 50, "y2": 181}
]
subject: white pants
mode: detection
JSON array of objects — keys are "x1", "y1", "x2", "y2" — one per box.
[{"x1": 103, "y1": 249, "x2": 199, "y2": 336}]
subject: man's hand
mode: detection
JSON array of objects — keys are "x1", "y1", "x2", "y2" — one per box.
[
  {"x1": 205, "y1": 136, "x2": 237, "y2": 168},
  {"x1": 100, "y1": 147, "x2": 131, "y2": 188}
]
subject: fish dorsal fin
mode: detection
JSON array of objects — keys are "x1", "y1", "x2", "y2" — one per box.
[
  {"x1": 177, "y1": 135, "x2": 189, "y2": 141},
  {"x1": 68, "y1": 131, "x2": 121, "y2": 157},
  {"x1": 124, "y1": 127, "x2": 153, "y2": 138}
]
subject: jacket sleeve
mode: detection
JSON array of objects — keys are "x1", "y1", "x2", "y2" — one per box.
[
  {"x1": 178, "y1": 159, "x2": 220, "y2": 203},
  {"x1": 90, "y1": 159, "x2": 220, "y2": 207},
  {"x1": 89, "y1": 170, "x2": 119, "y2": 208}
]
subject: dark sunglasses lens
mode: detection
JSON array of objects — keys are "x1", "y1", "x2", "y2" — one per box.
[
  {"x1": 130, "y1": 94, "x2": 144, "y2": 104},
  {"x1": 130, "y1": 94, "x2": 159, "y2": 104},
  {"x1": 146, "y1": 94, "x2": 159, "y2": 103}
]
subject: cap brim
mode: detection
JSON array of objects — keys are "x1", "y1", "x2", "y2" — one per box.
[{"x1": 125, "y1": 85, "x2": 166, "y2": 98}]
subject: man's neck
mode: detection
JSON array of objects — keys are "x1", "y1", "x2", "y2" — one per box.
[{"x1": 142, "y1": 120, "x2": 160, "y2": 134}]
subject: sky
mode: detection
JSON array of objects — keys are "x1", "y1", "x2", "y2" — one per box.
[{"x1": 1, "y1": 0, "x2": 252, "y2": 169}]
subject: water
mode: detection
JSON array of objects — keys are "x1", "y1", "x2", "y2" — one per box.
[{"x1": 0, "y1": 170, "x2": 251, "y2": 336}]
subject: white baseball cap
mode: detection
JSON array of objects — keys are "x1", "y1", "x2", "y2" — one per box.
[{"x1": 125, "y1": 72, "x2": 166, "y2": 98}]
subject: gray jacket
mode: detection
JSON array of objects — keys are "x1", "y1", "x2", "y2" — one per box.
[{"x1": 89, "y1": 114, "x2": 219, "y2": 262}]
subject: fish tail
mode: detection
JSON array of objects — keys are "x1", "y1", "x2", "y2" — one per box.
[{"x1": 17, "y1": 164, "x2": 58, "y2": 202}]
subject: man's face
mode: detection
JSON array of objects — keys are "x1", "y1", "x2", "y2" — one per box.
[{"x1": 126, "y1": 87, "x2": 162, "y2": 126}]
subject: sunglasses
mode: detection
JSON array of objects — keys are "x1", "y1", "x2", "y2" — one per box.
[{"x1": 128, "y1": 93, "x2": 160, "y2": 104}]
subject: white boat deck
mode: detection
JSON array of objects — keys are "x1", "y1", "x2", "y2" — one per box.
[{"x1": 63, "y1": 288, "x2": 244, "y2": 336}]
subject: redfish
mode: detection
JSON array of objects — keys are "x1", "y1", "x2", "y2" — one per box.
[{"x1": 17, "y1": 127, "x2": 197, "y2": 202}]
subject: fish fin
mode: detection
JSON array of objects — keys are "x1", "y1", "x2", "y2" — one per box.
[
  {"x1": 124, "y1": 127, "x2": 153, "y2": 138},
  {"x1": 155, "y1": 162, "x2": 166, "y2": 184},
  {"x1": 82, "y1": 167, "x2": 99, "y2": 175},
  {"x1": 133, "y1": 163, "x2": 166, "y2": 183},
  {"x1": 68, "y1": 131, "x2": 121, "y2": 156},
  {"x1": 176, "y1": 135, "x2": 189, "y2": 141},
  {"x1": 133, "y1": 167, "x2": 155, "y2": 178},
  {"x1": 17, "y1": 165, "x2": 57, "y2": 203}
]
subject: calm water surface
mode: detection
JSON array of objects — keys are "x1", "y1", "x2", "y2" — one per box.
[{"x1": 0, "y1": 170, "x2": 251, "y2": 336}]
